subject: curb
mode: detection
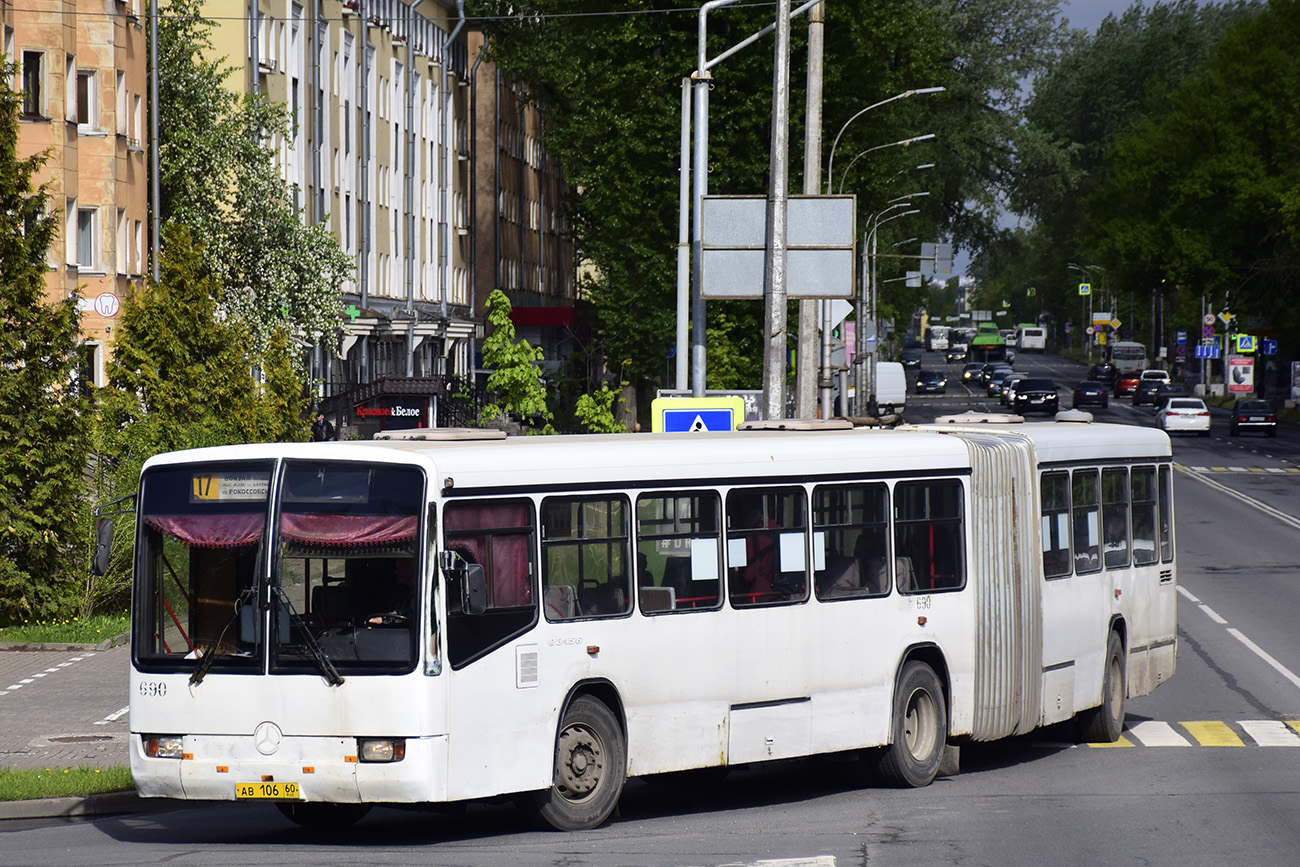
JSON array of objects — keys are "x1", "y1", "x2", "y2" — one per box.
[
  {"x1": 0, "y1": 633, "x2": 129, "y2": 653},
  {"x1": 0, "y1": 789, "x2": 155, "y2": 821}
]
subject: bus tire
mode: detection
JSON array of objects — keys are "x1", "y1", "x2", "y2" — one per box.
[
  {"x1": 527, "y1": 695, "x2": 626, "y2": 831},
  {"x1": 276, "y1": 802, "x2": 371, "y2": 829},
  {"x1": 874, "y1": 660, "x2": 947, "y2": 788},
  {"x1": 1079, "y1": 631, "x2": 1126, "y2": 743}
]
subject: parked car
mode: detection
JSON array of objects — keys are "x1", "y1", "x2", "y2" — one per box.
[
  {"x1": 1113, "y1": 370, "x2": 1142, "y2": 397},
  {"x1": 1157, "y1": 397, "x2": 1210, "y2": 436},
  {"x1": 1012, "y1": 378, "x2": 1059, "y2": 414},
  {"x1": 1073, "y1": 380, "x2": 1110, "y2": 409},
  {"x1": 961, "y1": 362, "x2": 984, "y2": 383},
  {"x1": 900, "y1": 348, "x2": 924, "y2": 369},
  {"x1": 915, "y1": 368, "x2": 948, "y2": 394},
  {"x1": 1228, "y1": 398, "x2": 1278, "y2": 436}
]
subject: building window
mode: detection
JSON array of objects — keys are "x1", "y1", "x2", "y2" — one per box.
[
  {"x1": 76, "y1": 69, "x2": 98, "y2": 132},
  {"x1": 117, "y1": 209, "x2": 128, "y2": 273},
  {"x1": 116, "y1": 71, "x2": 126, "y2": 135},
  {"x1": 21, "y1": 51, "x2": 44, "y2": 117},
  {"x1": 77, "y1": 207, "x2": 99, "y2": 269},
  {"x1": 134, "y1": 220, "x2": 144, "y2": 275},
  {"x1": 132, "y1": 94, "x2": 143, "y2": 147}
]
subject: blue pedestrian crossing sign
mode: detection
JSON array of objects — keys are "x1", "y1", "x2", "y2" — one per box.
[{"x1": 651, "y1": 396, "x2": 746, "y2": 433}]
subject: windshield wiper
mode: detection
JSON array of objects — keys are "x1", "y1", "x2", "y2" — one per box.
[
  {"x1": 189, "y1": 588, "x2": 255, "y2": 686},
  {"x1": 274, "y1": 587, "x2": 344, "y2": 687}
]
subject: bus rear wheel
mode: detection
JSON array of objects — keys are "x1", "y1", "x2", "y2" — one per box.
[
  {"x1": 874, "y1": 661, "x2": 947, "y2": 788},
  {"x1": 1079, "y1": 631, "x2": 1126, "y2": 743},
  {"x1": 525, "y1": 695, "x2": 626, "y2": 831}
]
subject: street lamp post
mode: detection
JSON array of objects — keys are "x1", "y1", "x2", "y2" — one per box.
[
  {"x1": 1068, "y1": 263, "x2": 1106, "y2": 363},
  {"x1": 858, "y1": 205, "x2": 920, "y2": 414}
]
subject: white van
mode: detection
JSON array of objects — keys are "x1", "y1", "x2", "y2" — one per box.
[
  {"x1": 874, "y1": 361, "x2": 907, "y2": 416},
  {"x1": 840, "y1": 362, "x2": 907, "y2": 419}
]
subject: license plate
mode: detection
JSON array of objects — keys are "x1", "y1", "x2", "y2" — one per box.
[
  {"x1": 236, "y1": 781, "x2": 301, "y2": 800},
  {"x1": 1248, "y1": 416, "x2": 1264, "y2": 421}
]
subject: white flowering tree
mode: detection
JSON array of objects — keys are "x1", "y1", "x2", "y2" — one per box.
[{"x1": 156, "y1": 0, "x2": 350, "y2": 355}]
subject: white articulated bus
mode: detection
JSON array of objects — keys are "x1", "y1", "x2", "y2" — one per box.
[{"x1": 120, "y1": 417, "x2": 1177, "y2": 830}]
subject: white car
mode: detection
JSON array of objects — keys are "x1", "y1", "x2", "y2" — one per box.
[{"x1": 1157, "y1": 397, "x2": 1210, "y2": 436}]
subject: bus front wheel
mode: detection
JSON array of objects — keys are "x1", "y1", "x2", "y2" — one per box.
[
  {"x1": 1079, "y1": 631, "x2": 1126, "y2": 743},
  {"x1": 525, "y1": 695, "x2": 626, "y2": 831},
  {"x1": 874, "y1": 661, "x2": 947, "y2": 788}
]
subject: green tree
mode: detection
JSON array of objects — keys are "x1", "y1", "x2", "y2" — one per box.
[
  {"x1": 156, "y1": 0, "x2": 351, "y2": 354},
  {"x1": 480, "y1": 289, "x2": 555, "y2": 432},
  {"x1": 0, "y1": 64, "x2": 94, "y2": 622},
  {"x1": 1085, "y1": 0, "x2": 1300, "y2": 345},
  {"x1": 989, "y1": 0, "x2": 1261, "y2": 332},
  {"x1": 470, "y1": 0, "x2": 1068, "y2": 391}
]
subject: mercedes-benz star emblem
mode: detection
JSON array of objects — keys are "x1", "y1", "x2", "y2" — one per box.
[{"x1": 253, "y1": 721, "x2": 283, "y2": 755}]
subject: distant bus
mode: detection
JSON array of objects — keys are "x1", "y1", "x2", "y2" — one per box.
[
  {"x1": 970, "y1": 323, "x2": 1008, "y2": 363},
  {"x1": 1111, "y1": 341, "x2": 1147, "y2": 373},
  {"x1": 118, "y1": 421, "x2": 1176, "y2": 831},
  {"x1": 1017, "y1": 325, "x2": 1047, "y2": 352},
  {"x1": 926, "y1": 325, "x2": 951, "y2": 352}
]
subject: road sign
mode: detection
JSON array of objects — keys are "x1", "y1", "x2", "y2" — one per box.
[
  {"x1": 1235, "y1": 334, "x2": 1255, "y2": 353},
  {"x1": 1202, "y1": 324, "x2": 1215, "y2": 339},
  {"x1": 1203, "y1": 314, "x2": 1216, "y2": 326},
  {"x1": 1110, "y1": 319, "x2": 1121, "y2": 330},
  {"x1": 1078, "y1": 282, "x2": 1091, "y2": 296},
  {"x1": 1218, "y1": 311, "x2": 1234, "y2": 326},
  {"x1": 1262, "y1": 339, "x2": 1278, "y2": 355},
  {"x1": 1085, "y1": 326, "x2": 1095, "y2": 335},
  {"x1": 1194, "y1": 344, "x2": 1221, "y2": 360},
  {"x1": 1176, "y1": 344, "x2": 1186, "y2": 357},
  {"x1": 1176, "y1": 330, "x2": 1187, "y2": 344},
  {"x1": 650, "y1": 396, "x2": 745, "y2": 433}
]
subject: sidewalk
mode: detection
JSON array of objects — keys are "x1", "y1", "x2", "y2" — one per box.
[
  {"x1": 0, "y1": 640, "x2": 131, "y2": 771},
  {"x1": 0, "y1": 639, "x2": 146, "y2": 821}
]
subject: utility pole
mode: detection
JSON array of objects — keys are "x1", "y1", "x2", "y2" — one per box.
[
  {"x1": 762, "y1": 0, "x2": 793, "y2": 419},
  {"x1": 795, "y1": 1, "x2": 824, "y2": 419}
]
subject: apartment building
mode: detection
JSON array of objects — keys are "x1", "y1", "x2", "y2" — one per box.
[
  {"x1": 3, "y1": 0, "x2": 150, "y2": 386},
  {"x1": 205, "y1": 0, "x2": 576, "y2": 434}
]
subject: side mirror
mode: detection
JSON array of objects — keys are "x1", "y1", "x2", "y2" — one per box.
[
  {"x1": 91, "y1": 518, "x2": 114, "y2": 576},
  {"x1": 462, "y1": 563, "x2": 487, "y2": 616}
]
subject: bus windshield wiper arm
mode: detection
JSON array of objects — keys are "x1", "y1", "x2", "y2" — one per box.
[
  {"x1": 275, "y1": 587, "x2": 345, "y2": 687},
  {"x1": 189, "y1": 589, "x2": 254, "y2": 686}
]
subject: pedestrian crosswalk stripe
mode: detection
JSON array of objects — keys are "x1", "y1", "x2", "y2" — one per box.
[
  {"x1": 1180, "y1": 464, "x2": 1300, "y2": 474},
  {"x1": 1181, "y1": 721, "x2": 1243, "y2": 746},
  {"x1": 1078, "y1": 720, "x2": 1300, "y2": 747},
  {"x1": 1238, "y1": 720, "x2": 1300, "y2": 746},
  {"x1": 1127, "y1": 721, "x2": 1193, "y2": 746}
]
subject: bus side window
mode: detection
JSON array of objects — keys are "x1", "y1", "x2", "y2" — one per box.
[
  {"x1": 1072, "y1": 470, "x2": 1101, "y2": 574},
  {"x1": 1102, "y1": 468, "x2": 1130, "y2": 569},
  {"x1": 541, "y1": 495, "x2": 632, "y2": 619},
  {"x1": 443, "y1": 499, "x2": 538, "y2": 670},
  {"x1": 812, "y1": 483, "x2": 890, "y2": 600},
  {"x1": 726, "y1": 487, "x2": 808, "y2": 607},
  {"x1": 634, "y1": 492, "x2": 722, "y2": 614},
  {"x1": 893, "y1": 479, "x2": 965, "y2": 593},
  {"x1": 1040, "y1": 472, "x2": 1071, "y2": 579},
  {"x1": 1131, "y1": 467, "x2": 1158, "y2": 566}
]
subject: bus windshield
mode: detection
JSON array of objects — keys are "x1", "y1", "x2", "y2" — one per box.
[{"x1": 133, "y1": 460, "x2": 426, "y2": 677}]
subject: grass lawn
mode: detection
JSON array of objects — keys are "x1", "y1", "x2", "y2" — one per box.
[
  {"x1": 0, "y1": 766, "x2": 133, "y2": 801},
  {"x1": 0, "y1": 612, "x2": 129, "y2": 645}
]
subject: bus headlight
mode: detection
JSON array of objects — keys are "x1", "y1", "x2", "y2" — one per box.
[
  {"x1": 358, "y1": 738, "x2": 406, "y2": 763},
  {"x1": 144, "y1": 734, "x2": 185, "y2": 759}
]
